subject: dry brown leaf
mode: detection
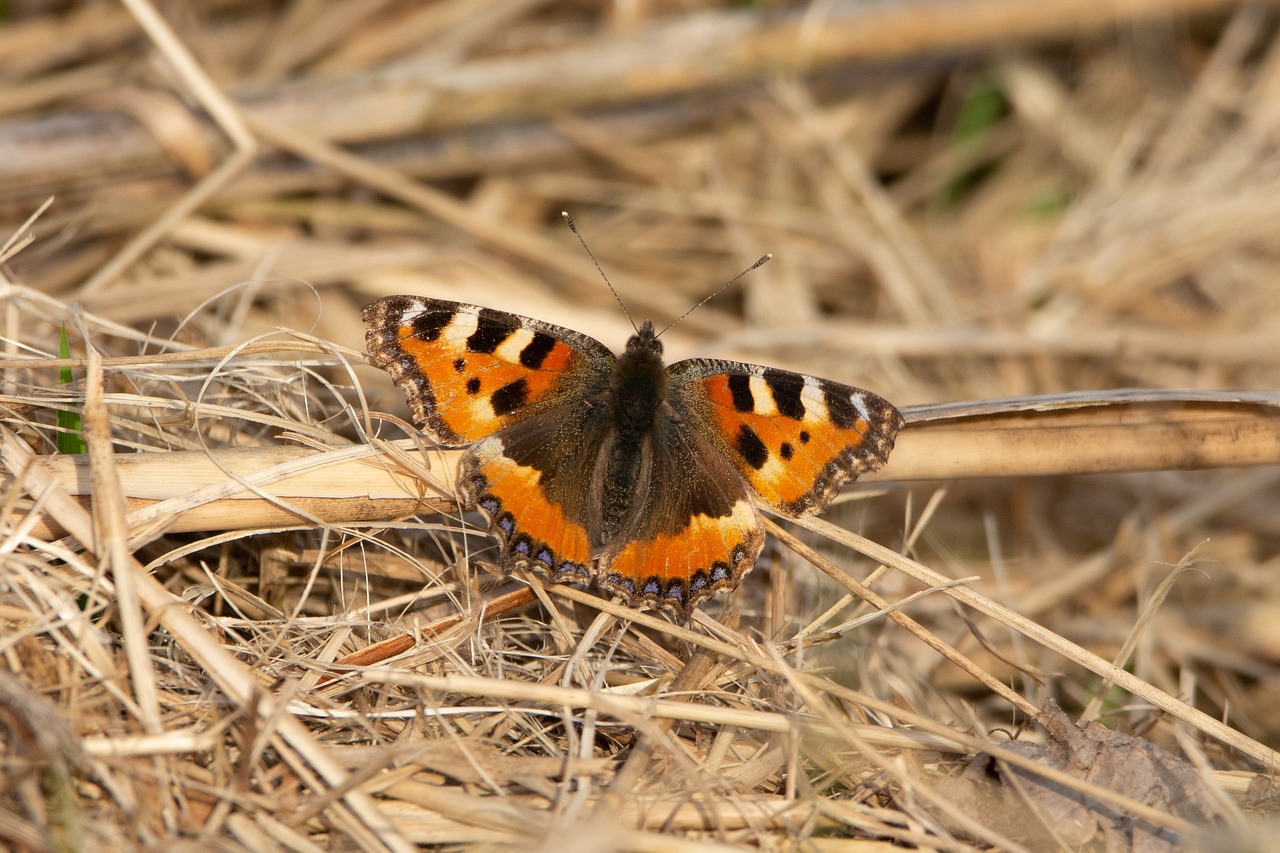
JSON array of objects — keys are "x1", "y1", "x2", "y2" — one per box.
[{"x1": 934, "y1": 699, "x2": 1221, "y2": 851}]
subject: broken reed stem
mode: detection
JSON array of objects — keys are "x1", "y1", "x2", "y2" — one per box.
[{"x1": 21, "y1": 394, "x2": 1280, "y2": 540}]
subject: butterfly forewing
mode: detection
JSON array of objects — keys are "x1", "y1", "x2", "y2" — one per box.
[
  {"x1": 363, "y1": 296, "x2": 613, "y2": 445},
  {"x1": 669, "y1": 360, "x2": 904, "y2": 517}
]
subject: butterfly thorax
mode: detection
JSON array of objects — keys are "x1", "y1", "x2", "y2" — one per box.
[
  {"x1": 608, "y1": 321, "x2": 668, "y2": 436},
  {"x1": 595, "y1": 321, "x2": 669, "y2": 543}
]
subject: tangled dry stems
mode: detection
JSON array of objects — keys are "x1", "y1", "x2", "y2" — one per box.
[{"x1": 3, "y1": 1, "x2": 1280, "y2": 850}]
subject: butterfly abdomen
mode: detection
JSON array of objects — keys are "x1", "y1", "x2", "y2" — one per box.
[{"x1": 594, "y1": 322, "x2": 668, "y2": 544}]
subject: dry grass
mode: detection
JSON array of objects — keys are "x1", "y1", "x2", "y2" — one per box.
[{"x1": 3, "y1": 1, "x2": 1280, "y2": 850}]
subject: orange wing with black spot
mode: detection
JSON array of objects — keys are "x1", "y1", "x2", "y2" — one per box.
[
  {"x1": 363, "y1": 297, "x2": 614, "y2": 446},
  {"x1": 669, "y1": 360, "x2": 904, "y2": 518},
  {"x1": 364, "y1": 296, "x2": 615, "y2": 591}
]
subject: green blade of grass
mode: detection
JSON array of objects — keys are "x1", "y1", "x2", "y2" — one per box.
[
  {"x1": 939, "y1": 75, "x2": 1007, "y2": 208},
  {"x1": 57, "y1": 324, "x2": 85, "y2": 455}
]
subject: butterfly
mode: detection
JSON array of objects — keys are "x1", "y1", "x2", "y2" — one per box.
[{"x1": 363, "y1": 296, "x2": 903, "y2": 618}]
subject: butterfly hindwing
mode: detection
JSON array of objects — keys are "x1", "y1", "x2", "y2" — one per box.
[
  {"x1": 458, "y1": 373, "x2": 767, "y2": 616},
  {"x1": 669, "y1": 360, "x2": 904, "y2": 517},
  {"x1": 595, "y1": 409, "x2": 765, "y2": 614},
  {"x1": 457, "y1": 399, "x2": 610, "y2": 586},
  {"x1": 362, "y1": 296, "x2": 613, "y2": 446}
]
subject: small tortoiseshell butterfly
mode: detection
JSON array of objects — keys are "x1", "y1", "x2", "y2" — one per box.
[{"x1": 363, "y1": 292, "x2": 903, "y2": 618}]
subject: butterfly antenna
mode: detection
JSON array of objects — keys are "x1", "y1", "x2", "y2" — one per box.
[
  {"x1": 656, "y1": 253, "x2": 772, "y2": 338},
  {"x1": 562, "y1": 211, "x2": 638, "y2": 334}
]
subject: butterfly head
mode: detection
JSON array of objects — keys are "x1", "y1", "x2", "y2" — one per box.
[{"x1": 624, "y1": 320, "x2": 662, "y2": 356}]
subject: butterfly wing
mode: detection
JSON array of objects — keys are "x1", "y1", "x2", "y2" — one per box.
[
  {"x1": 364, "y1": 296, "x2": 616, "y2": 585},
  {"x1": 363, "y1": 296, "x2": 614, "y2": 445},
  {"x1": 668, "y1": 360, "x2": 904, "y2": 517},
  {"x1": 594, "y1": 406, "x2": 765, "y2": 616},
  {"x1": 457, "y1": 401, "x2": 610, "y2": 586}
]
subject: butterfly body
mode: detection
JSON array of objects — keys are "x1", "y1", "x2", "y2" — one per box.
[{"x1": 363, "y1": 295, "x2": 903, "y2": 617}]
